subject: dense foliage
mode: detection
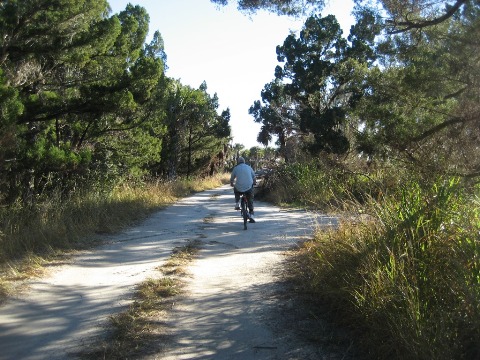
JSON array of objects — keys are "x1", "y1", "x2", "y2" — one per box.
[
  {"x1": 242, "y1": 1, "x2": 479, "y2": 358},
  {"x1": 283, "y1": 174, "x2": 480, "y2": 359},
  {"x1": 250, "y1": 0, "x2": 479, "y2": 177},
  {"x1": 0, "y1": 0, "x2": 231, "y2": 205}
]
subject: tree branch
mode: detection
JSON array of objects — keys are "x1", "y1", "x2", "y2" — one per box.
[
  {"x1": 410, "y1": 116, "x2": 465, "y2": 143},
  {"x1": 386, "y1": 0, "x2": 468, "y2": 34}
]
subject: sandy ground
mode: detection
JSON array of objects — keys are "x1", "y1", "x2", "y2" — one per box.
[{"x1": 0, "y1": 185, "x2": 338, "y2": 360}]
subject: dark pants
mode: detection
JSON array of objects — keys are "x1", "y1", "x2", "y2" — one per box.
[{"x1": 234, "y1": 186, "x2": 254, "y2": 213}]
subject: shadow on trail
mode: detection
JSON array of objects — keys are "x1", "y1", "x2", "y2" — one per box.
[
  {"x1": 163, "y1": 282, "x2": 285, "y2": 359},
  {"x1": 0, "y1": 283, "x2": 127, "y2": 360},
  {"x1": 0, "y1": 185, "x2": 336, "y2": 360},
  {"x1": 157, "y1": 186, "x2": 338, "y2": 359}
]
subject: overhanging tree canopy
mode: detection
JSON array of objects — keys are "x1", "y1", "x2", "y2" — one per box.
[{"x1": 210, "y1": 0, "x2": 325, "y2": 15}]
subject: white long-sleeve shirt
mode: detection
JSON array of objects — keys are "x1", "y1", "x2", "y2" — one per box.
[{"x1": 230, "y1": 163, "x2": 256, "y2": 192}]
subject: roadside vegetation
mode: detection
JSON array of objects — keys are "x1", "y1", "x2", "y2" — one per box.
[
  {"x1": 0, "y1": 174, "x2": 229, "y2": 300},
  {"x1": 0, "y1": 1, "x2": 236, "y2": 301},
  {"x1": 264, "y1": 162, "x2": 479, "y2": 359}
]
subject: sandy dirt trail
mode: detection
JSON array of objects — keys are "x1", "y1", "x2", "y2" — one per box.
[{"x1": 0, "y1": 185, "x2": 336, "y2": 360}]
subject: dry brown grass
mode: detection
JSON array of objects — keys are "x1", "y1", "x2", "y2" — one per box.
[
  {"x1": 285, "y1": 179, "x2": 480, "y2": 360},
  {"x1": 0, "y1": 173, "x2": 229, "y2": 301}
]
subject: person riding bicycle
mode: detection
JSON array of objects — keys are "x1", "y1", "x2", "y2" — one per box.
[{"x1": 230, "y1": 156, "x2": 256, "y2": 222}]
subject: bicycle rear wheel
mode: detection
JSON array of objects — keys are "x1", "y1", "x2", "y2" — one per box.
[{"x1": 241, "y1": 196, "x2": 248, "y2": 230}]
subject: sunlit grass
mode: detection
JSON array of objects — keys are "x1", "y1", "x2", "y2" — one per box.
[
  {"x1": 0, "y1": 173, "x2": 229, "y2": 299},
  {"x1": 287, "y1": 177, "x2": 480, "y2": 359},
  {"x1": 259, "y1": 160, "x2": 392, "y2": 210}
]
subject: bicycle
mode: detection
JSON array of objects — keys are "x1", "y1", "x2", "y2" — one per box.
[{"x1": 238, "y1": 191, "x2": 251, "y2": 230}]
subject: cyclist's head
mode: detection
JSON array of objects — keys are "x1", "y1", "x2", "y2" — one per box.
[{"x1": 237, "y1": 156, "x2": 245, "y2": 164}]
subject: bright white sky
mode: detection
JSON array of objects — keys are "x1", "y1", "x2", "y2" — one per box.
[{"x1": 108, "y1": 0, "x2": 354, "y2": 149}]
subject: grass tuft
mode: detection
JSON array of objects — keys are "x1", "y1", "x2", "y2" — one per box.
[{"x1": 79, "y1": 240, "x2": 201, "y2": 359}]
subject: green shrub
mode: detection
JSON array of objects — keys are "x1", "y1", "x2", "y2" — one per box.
[{"x1": 293, "y1": 177, "x2": 480, "y2": 359}]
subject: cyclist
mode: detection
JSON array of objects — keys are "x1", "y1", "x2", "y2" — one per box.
[{"x1": 230, "y1": 156, "x2": 256, "y2": 222}]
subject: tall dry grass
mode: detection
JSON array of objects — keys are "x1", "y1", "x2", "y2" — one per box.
[
  {"x1": 259, "y1": 160, "x2": 396, "y2": 210},
  {"x1": 0, "y1": 173, "x2": 229, "y2": 298},
  {"x1": 287, "y1": 177, "x2": 480, "y2": 359}
]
